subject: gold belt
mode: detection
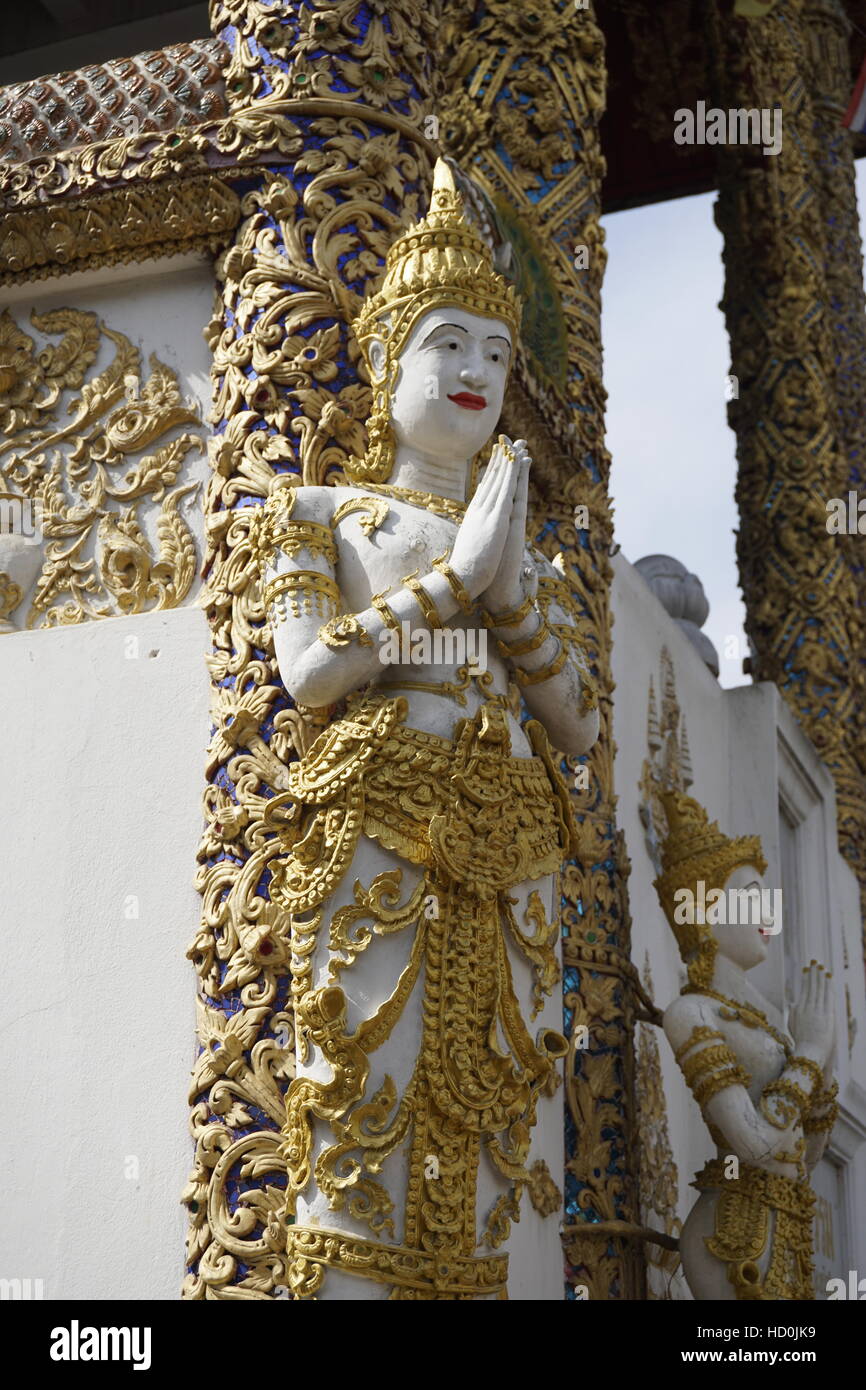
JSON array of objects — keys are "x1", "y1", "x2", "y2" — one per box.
[
  {"x1": 694, "y1": 1158, "x2": 815, "y2": 1301},
  {"x1": 268, "y1": 694, "x2": 577, "y2": 913}
]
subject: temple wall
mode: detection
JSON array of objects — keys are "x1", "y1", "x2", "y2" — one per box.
[
  {"x1": 611, "y1": 551, "x2": 866, "y2": 1299},
  {"x1": 0, "y1": 605, "x2": 208, "y2": 1300}
]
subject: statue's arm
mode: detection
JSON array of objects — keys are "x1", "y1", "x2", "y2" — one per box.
[
  {"x1": 487, "y1": 551, "x2": 599, "y2": 758},
  {"x1": 251, "y1": 486, "x2": 462, "y2": 708},
  {"x1": 663, "y1": 997, "x2": 804, "y2": 1169}
]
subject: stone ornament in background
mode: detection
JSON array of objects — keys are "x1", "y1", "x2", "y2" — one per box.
[
  {"x1": 0, "y1": 306, "x2": 203, "y2": 629},
  {"x1": 635, "y1": 554, "x2": 719, "y2": 678},
  {"x1": 255, "y1": 159, "x2": 599, "y2": 1300},
  {"x1": 655, "y1": 789, "x2": 837, "y2": 1301}
]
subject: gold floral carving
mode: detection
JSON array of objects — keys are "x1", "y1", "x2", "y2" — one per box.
[{"x1": 0, "y1": 306, "x2": 203, "y2": 627}]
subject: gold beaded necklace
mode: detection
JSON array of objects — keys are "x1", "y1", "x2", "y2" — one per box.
[
  {"x1": 684, "y1": 985, "x2": 792, "y2": 1056},
  {"x1": 350, "y1": 480, "x2": 466, "y2": 524}
]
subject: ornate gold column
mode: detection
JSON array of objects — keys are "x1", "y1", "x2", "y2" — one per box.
[
  {"x1": 707, "y1": 0, "x2": 866, "y2": 948},
  {"x1": 183, "y1": 0, "x2": 440, "y2": 1299},
  {"x1": 439, "y1": 0, "x2": 645, "y2": 1300}
]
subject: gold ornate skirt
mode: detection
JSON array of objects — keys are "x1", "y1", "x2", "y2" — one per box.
[
  {"x1": 268, "y1": 694, "x2": 575, "y2": 1299},
  {"x1": 695, "y1": 1159, "x2": 816, "y2": 1301}
]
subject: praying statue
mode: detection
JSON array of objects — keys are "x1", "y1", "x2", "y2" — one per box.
[
  {"x1": 250, "y1": 159, "x2": 599, "y2": 1300},
  {"x1": 655, "y1": 790, "x2": 837, "y2": 1301}
]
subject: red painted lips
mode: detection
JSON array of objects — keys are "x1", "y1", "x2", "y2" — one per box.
[{"x1": 447, "y1": 391, "x2": 487, "y2": 411}]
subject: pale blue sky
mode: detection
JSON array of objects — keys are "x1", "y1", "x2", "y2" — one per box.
[{"x1": 601, "y1": 160, "x2": 866, "y2": 688}]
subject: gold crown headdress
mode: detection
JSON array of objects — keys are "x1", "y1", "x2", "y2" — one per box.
[
  {"x1": 347, "y1": 158, "x2": 523, "y2": 484},
  {"x1": 653, "y1": 790, "x2": 767, "y2": 990}
]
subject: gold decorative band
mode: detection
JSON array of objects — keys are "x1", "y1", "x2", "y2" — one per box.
[
  {"x1": 481, "y1": 593, "x2": 534, "y2": 629},
  {"x1": 285, "y1": 1225, "x2": 509, "y2": 1299},
  {"x1": 262, "y1": 569, "x2": 339, "y2": 617},
  {"x1": 674, "y1": 1027, "x2": 726, "y2": 1064},
  {"x1": 513, "y1": 640, "x2": 568, "y2": 687},
  {"x1": 257, "y1": 519, "x2": 338, "y2": 571},
  {"x1": 789, "y1": 1056, "x2": 824, "y2": 1093},
  {"x1": 402, "y1": 572, "x2": 443, "y2": 631},
  {"x1": 431, "y1": 553, "x2": 474, "y2": 615},
  {"x1": 371, "y1": 590, "x2": 402, "y2": 633},
  {"x1": 497, "y1": 616, "x2": 551, "y2": 659},
  {"x1": 692, "y1": 1064, "x2": 751, "y2": 1109}
]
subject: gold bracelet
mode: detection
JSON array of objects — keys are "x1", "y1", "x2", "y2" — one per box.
[
  {"x1": 481, "y1": 593, "x2": 534, "y2": 629},
  {"x1": 513, "y1": 639, "x2": 568, "y2": 686},
  {"x1": 402, "y1": 572, "x2": 443, "y2": 631},
  {"x1": 789, "y1": 1056, "x2": 824, "y2": 1093},
  {"x1": 371, "y1": 590, "x2": 402, "y2": 633},
  {"x1": 759, "y1": 1077, "x2": 811, "y2": 1130},
  {"x1": 318, "y1": 615, "x2": 373, "y2": 650},
  {"x1": 497, "y1": 616, "x2": 551, "y2": 659},
  {"x1": 431, "y1": 553, "x2": 474, "y2": 615},
  {"x1": 804, "y1": 1101, "x2": 838, "y2": 1134}
]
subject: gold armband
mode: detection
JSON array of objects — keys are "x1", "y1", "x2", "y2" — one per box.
[
  {"x1": 803, "y1": 1079, "x2": 838, "y2": 1133},
  {"x1": 402, "y1": 572, "x2": 443, "y2": 631},
  {"x1": 371, "y1": 590, "x2": 402, "y2": 633},
  {"x1": 481, "y1": 593, "x2": 534, "y2": 629},
  {"x1": 431, "y1": 554, "x2": 474, "y2": 615},
  {"x1": 692, "y1": 1065, "x2": 751, "y2": 1109},
  {"x1": 681, "y1": 1044, "x2": 739, "y2": 1089},
  {"x1": 318, "y1": 615, "x2": 373, "y2": 650},
  {"x1": 251, "y1": 489, "x2": 338, "y2": 570},
  {"x1": 512, "y1": 639, "x2": 568, "y2": 687},
  {"x1": 674, "y1": 1027, "x2": 726, "y2": 1064},
  {"x1": 262, "y1": 570, "x2": 339, "y2": 619}
]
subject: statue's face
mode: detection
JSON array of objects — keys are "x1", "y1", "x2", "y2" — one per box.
[
  {"x1": 371, "y1": 306, "x2": 512, "y2": 463},
  {"x1": 713, "y1": 862, "x2": 775, "y2": 970}
]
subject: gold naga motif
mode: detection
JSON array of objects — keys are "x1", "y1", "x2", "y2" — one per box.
[{"x1": 0, "y1": 306, "x2": 203, "y2": 627}]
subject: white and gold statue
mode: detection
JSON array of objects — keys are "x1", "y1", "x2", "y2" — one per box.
[
  {"x1": 251, "y1": 159, "x2": 599, "y2": 1300},
  {"x1": 656, "y1": 791, "x2": 837, "y2": 1301}
]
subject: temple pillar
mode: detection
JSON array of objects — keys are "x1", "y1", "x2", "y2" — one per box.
[
  {"x1": 439, "y1": 1, "x2": 645, "y2": 1300},
  {"x1": 706, "y1": 0, "x2": 866, "y2": 954},
  {"x1": 183, "y1": 0, "x2": 441, "y2": 1299}
]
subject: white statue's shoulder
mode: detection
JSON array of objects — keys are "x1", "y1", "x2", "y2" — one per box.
[
  {"x1": 261, "y1": 483, "x2": 336, "y2": 525},
  {"x1": 663, "y1": 991, "x2": 720, "y2": 1055}
]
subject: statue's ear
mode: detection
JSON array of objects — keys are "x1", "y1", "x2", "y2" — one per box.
[{"x1": 367, "y1": 338, "x2": 388, "y2": 384}]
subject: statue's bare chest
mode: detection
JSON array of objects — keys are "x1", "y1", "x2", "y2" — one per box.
[{"x1": 329, "y1": 495, "x2": 460, "y2": 608}]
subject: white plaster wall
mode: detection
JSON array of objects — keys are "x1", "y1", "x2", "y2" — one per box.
[
  {"x1": 0, "y1": 606, "x2": 209, "y2": 1300},
  {"x1": 611, "y1": 550, "x2": 866, "y2": 1297}
]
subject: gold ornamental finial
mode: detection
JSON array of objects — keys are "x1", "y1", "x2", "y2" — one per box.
[
  {"x1": 348, "y1": 158, "x2": 522, "y2": 483},
  {"x1": 654, "y1": 790, "x2": 767, "y2": 989}
]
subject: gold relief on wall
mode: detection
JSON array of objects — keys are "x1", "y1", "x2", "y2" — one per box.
[{"x1": 0, "y1": 306, "x2": 204, "y2": 628}]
